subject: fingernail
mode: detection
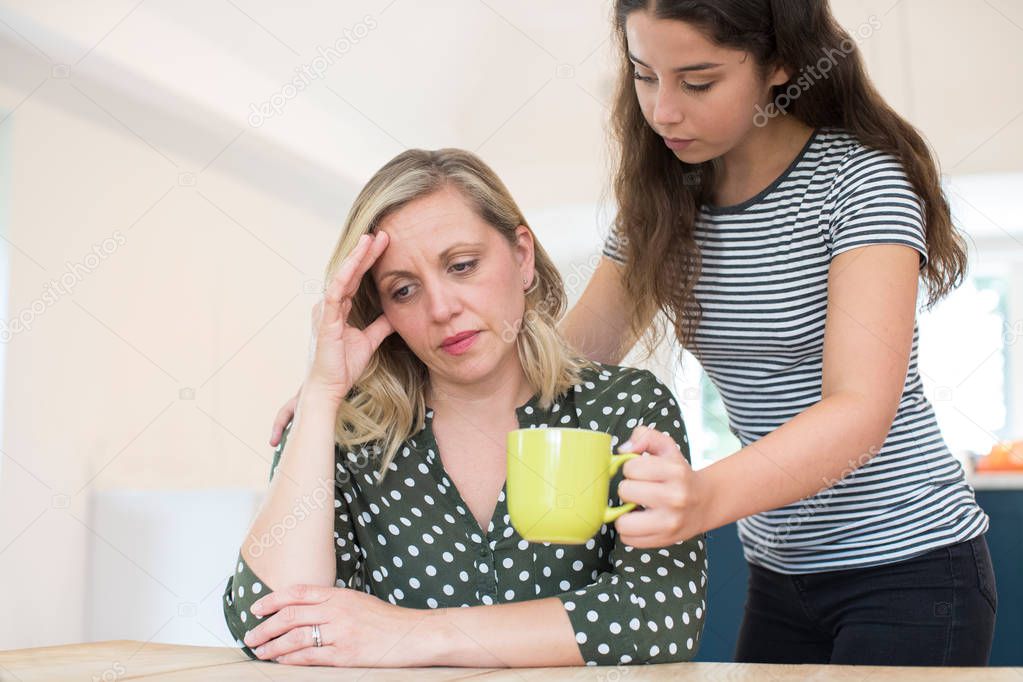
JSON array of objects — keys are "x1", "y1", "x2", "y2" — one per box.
[
  {"x1": 254, "y1": 646, "x2": 265, "y2": 657},
  {"x1": 620, "y1": 440, "x2": 633, "y2": 452}
]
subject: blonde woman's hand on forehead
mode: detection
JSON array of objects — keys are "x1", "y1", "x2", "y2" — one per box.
[{"x1": 305, "y1": 232, "x2": 395, "y2": 405}]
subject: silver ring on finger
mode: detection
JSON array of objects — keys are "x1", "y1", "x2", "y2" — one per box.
[{"x1": 311, "y1": 623, "x2": 322, "y2": 647}]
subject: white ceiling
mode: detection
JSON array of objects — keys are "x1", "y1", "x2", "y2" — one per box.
[{"x1": 1, "y1": 0, "x2": 1020, "y2": 234}]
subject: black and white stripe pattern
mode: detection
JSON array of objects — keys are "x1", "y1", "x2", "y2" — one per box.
[{"x1": 604, "y1": 127, "x2": 988, "y2": 574}]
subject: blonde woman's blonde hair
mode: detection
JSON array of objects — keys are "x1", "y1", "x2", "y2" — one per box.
[{"x1": 324, "y1": 148, "x2": 595, "y2": 479}]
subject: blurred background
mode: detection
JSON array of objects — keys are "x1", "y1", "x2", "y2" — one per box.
[{"x1": 1, "y1": 0, "x2": 1021, "y2": 663}]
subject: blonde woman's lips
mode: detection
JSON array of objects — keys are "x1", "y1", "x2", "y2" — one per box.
[{"x1": 441, "y1": 331, "x2": 480, "y2": 355}]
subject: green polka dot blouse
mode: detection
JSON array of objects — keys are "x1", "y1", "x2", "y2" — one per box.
[{"x1": 224, "y1": 363, "x2": 708, "y2": 665}]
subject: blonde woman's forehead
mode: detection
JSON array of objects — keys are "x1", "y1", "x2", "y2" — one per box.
[
  {"x1": 372, "y1": 212, "x2": 500, "y2": 284},
  {"x1": 377, "y1": 187, "x2": 488, "y2": 239},
  {"x1": 376, "y1": 213, "x2": 494, "y2": 257}
]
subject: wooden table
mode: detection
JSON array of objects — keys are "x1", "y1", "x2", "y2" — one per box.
[{"x1": 1, "y1": 641, "x2": 1020, "y2": 681}]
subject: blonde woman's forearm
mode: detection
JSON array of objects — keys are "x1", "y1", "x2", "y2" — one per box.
[
  {"x1": 241, "y1": 390, "x2": 341, "y2": 591},
  {"x1": 424, "y1": 598, "x2": 583, "y2": 667}
]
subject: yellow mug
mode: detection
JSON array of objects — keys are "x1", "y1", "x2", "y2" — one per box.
[{"x1": 507, "y1": 427, "x2": 639, "y2": 544}]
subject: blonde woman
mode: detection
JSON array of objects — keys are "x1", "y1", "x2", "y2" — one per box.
[{"x1": 223, "y1": 148, "x2": 707, "y2": 668}]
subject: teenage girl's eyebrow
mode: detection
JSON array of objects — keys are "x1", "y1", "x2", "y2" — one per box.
[{"x1": 628, "y1": 52, "x2": 723, "y2": 72}]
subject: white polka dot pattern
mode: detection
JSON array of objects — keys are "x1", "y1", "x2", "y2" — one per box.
[{"x1": 223, "y1": 363, "x2": 707, "y2": 665}]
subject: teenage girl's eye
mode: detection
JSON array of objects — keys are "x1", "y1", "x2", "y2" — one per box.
[
  {"x1": 450, "y1": 259, "x2": 478, "y2": 274},
  {"x1": 633, "y1": 71, "x2": 713, "y2": 93},
  {"x1": 682, "y1": 81, "x2": 714, "y2": 93}
]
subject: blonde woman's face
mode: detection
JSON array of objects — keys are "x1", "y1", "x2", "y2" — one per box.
[
  {"x1": 625, "y1": 10, "x2": 788, "y2": 163},
  {"x1": 369, "y1": 186, "x2": 535, "y2": 386}
]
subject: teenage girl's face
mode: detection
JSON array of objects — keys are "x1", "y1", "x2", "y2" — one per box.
[{"x1": 625, "y1": 10, "x2": 790, "y2": 163}]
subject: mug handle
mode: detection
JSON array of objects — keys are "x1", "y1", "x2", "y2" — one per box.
[{"x1": 603, "y1": 452, "x2": 640, "y2": 523}]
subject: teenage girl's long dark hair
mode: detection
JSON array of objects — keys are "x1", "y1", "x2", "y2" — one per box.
[{"x1": 611, "y1": 0, "x2": 967, "y2": 351}]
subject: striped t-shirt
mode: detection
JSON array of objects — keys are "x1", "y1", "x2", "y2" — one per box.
[{"x1": 603, "y1": 126, "x2": 989, "y2": 574}]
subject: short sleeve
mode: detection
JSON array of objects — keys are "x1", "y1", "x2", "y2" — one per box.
[
  {"x1": 555, "y1": 369, "x2": 708, "y2": 665},
  {"x1": 827, "y1": 147, "x2": 928, "y2": 270},
  {"x1": 602, "y1": 222, "x2": 629, "y2": 266},
  {"x1": 222, "y1": 421, "x2": 361, "y2": 657}
]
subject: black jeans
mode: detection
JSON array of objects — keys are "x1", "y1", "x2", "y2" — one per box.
[{"x1": 734, "y1": 535, "x2": 997, "y2": 666}]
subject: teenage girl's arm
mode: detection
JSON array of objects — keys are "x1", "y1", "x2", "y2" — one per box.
[
  {"x1": 559, "y1": 256, "x2": 656, "y2": 364},
  {"x1": 612, "y1": 244, "x2": 919, "y2": 546}
]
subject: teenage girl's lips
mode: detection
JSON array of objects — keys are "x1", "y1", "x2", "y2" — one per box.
[
  {"x1": 440, "y1": 330, "x2": 481, "y2": 355},
  {"x1": 664, "y1": 137, "x2": 695, "y2": 151}
]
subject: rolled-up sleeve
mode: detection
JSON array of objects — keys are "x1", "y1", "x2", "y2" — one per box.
[
  {"x1": 556, "y1": 539, "x2": 707, "y2": 665},
  {"x1": 223, "y1": 554, "x2": 269, "y2": 657},
  {"x1": 556, "y1": 370, "x2": 708, "y2": 665}
]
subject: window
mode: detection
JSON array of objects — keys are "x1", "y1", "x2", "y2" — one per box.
[
  {"x1": 919, "y1": 269, "x2": 1016, "y2": 458},
  {"x1": 679, "y1": 173, "x2": 1023, "y2": 469},
  {"x1": 670, "y1": 349, "x2": 740, "y2": 471}
]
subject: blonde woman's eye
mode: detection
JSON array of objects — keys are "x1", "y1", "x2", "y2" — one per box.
[
  {"x1": 632, "y1": 71, "x2": 656, "y2": 84},
  {"x1": 392, "y1": 285, "x2": 412, "y2": 301},
  {"x1": 450, "y1": 259, "x2": 478, "y2": 274}
]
